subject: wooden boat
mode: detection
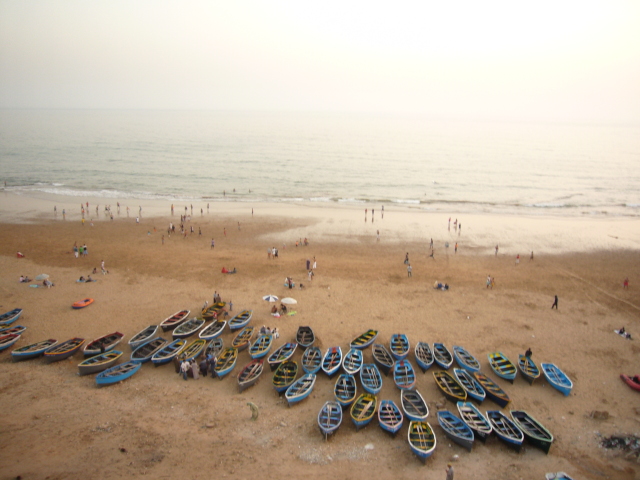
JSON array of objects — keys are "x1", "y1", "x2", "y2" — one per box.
[
  {"x1": 297, "y1": 346, "x2": 318, "y2": 375},
  {"x1": 393, "y1": 359, "x2": 417, "y2": 390},
  {"x1": 488, "y1": 351, "x2": 517, "y2": 383},
  {"x1": 214, "y1": 347, "x2": 239, "y2": 379},
  {"x1": 128, "y1": 325, "x2": 158, "y2": 349},
  {"x1": 433, "y1": 343, "x2": 453, "y2": 369},
  {"x1": 0, "y1": 325, "x2": 27, "y2": 336},
  {"x1": 453, "y1": 345, "x2": 481, "y2": 372},
  {"x1": 0, "y1": 333, "x2": 21, "y2": 351},
  {"x1": 201, "y1": 302, "x2": 226, "y2": 321},
  {"x1": 401, "y1": 389, "x2": 429, "y2": 421},
  {"x1": 518, "y1": 355, "x2": 541, "y2": 385},
  {"x1": 541, "y1": 363, "x2": 573, "y2": 396},
  {"x1": 285, "y1": 373, "x2": 316, "y2": 406},
  {"x1": 473, "y1": 372, "x2": 511, "y2": 408},
  {"x1": 44, "y1": 337, "x2": 85, "y2": 362},
  {"x1": 228, "y1": 310, "x2": 252, "y2": 331},
  {"x1": 205, "y1": 337, "x2": 224, "y2": 359},
  {"x1": 181, "y1": 339, "x2": 206, "y2": 361},
  {"x1": 173, "y1": 317, "x2": 206, "y2": 339},
  {"x1": 231, "y1": 326, "x2": 255, "y2": 351},
  {"x1": 160, "y1": 309, "x2": 190, "y2": 332},
  {"x1": 11, "y1": 338, "x2": 57, "y2": 361},
  {"x1": 407, "y1": 421, "x2": 437, "y2": 463},
  {"x1": 199, "y1": 320, "x2": 227, "y2": 340},
  {"x1": 83, "y1": 332, "x2": 125, "y2": 356},
  {"x1": 378, "y1": 399, "x2": 403, "y2": 436},
  {"x1": 360, "y1": 363, "x2": 383, "y2": 394},
  {"x1": 414, "y1": 342, "x2": 434, "y2": 373},
  {"x1": 96, "y1": 360, "x2": 142, "y2": 386},
  {"x1": 78, "y1": 350, "x2": 123, "y2": 375},
  {"x1": 434, "y1": 371, "x2": 467, "y2": 403},
  {"x1": 296, "y1": 326, "x2": 315, "y2": 349},
  {"x1": 350, "y1": 393, "x2": 377, "y2": 430},
  {"x1": 237, "y1": 358, "x2": 264, "y2": 392},
  {"x1": 437, "y1": 410, "x2": 474, "y2": 452},
  {"x1": 268, "y1": 342, "x2": 298, "y2": 371},
  {"x1": 151, "y1": 338, "x2": 187, "y2": 365},
  {"x1": 272, "y1": 360, "x2": 298, "y2": 393},
  {"x1": 0, "y1": 308, "x2": 22, "y2": 326},
  {"x1": 342, "y1": 347, "x2": 363, "y2": 375},
  {"x1": 510, "y1": 410, "x2": 554, "y2": 454},
  {"x1": 249, "y1": 334, "x2": 273, "y2": 359},
  {"x1": 453, "y1": 368, "x2": 486, "y2": 403},
  {"x1": 350, "y1": 329, "x2": 378, "y2": 350},
  {"x1": 318, "y1": 401, "x2": 343, "y2": 439},
  {"x1": 72, "y1": 298, "x2": 94, "y2": 309},
  {"x1": 372, "y1": 343, "x2": 394, "y2": 376},
  {"x1": 131, "y1": 337, "x2": 168, "y2": 363},
  {"x1": 390, "y1": 334, "x2": 410, "y2": 360},
  {"x1": 620, "y1": 374, "x2": 640, "y2": 392},
  {"x1": 457, "y1": 401, "x2": 492, "y2": 443},
  {"x1": 486, "y1": 410, "x2": 524, "y2": 452},
  {"x1": 321, "y1": 346, "x2": 343, "y2": 377},
  {"x1": 334, "y1": 373, "x2": 357, "y2": 407}
]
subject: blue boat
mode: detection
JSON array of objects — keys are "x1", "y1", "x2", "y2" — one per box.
[
  {"x1": 96, "y1": 360, "x2": 142, "y2": 386},
  {"x1": 393, "y1": 359, "x2": 416, "y2": 390},
  {"x1": 285, "y1": 373, "x2": 317, "y2": 406},
  {"x1": 334, "y1": 374, "x2": 357, "y2": 407},
  {"x1": 350, "y1": 329, "x2": 378, "y2": 349},
  {"x1": 342, "y1": 348, "x2": 363, "y2": 375},
  {"x1": 454, "y1": 368, "x2": 486, "y2": 403},
  {"x1": 414, "y1": 342, "x2": 434, "y2": 373},
  {"x1": 488, "y1": 351, "x2": 517, "y2": 383},
  {"x1": 0, "y1": 325, "x2": 27, "y2": 336},
  {"x1": 437, "y1": 410, "x2": 474, "y2": 452},
  {"x1": 301, "y1": 346, "x2": 322, "y2": 374},
  {"x1": 372, "y1": 343, "x2": 395, "y2": 376},
  {"x1": 486, "y1": 410, "x2": 524, "y2": 452},
  {"x1": 268, "y1": 342, "x2": 298, "y2": 371},
  {"x1": 214, "y1": 347, "x2": 238, "y2": 379},
  {"x1": 433, "y1": 343, "x2": 453, "y2": 369},
  {"x1": 272, "y1": 360, "x2": 298, "y2": 393},
  {"x1": 78, "y1": 350, "x2": 123, "y2": 375},
  {"x1": 228, "y1": 310, "x2": 252, "y2": 331},
  {"x1": 199, "y1": 320, "x2": 227, "y2": 340},
  {"x1": 321, "y1": 346, "x2": 343, "y2": 377},
  {"x1": 360, "y1": 363, "x2": 383, "y2": 394},
  {"x1": 541, "y1": 363, "x2": 573, "y2": 396},
  {"x1": 378, "y1": 399, "x2": 403, "y2": 436},
  {"x1": 453, "y1": 346, "x2": 481, "y2": 372},
  {"x1": 230, "y1": 326, "x2": 255, "y2": 351},
  {"x1": 457, "y1": 401, "x2": 492, "y2": 443},
  {"x1": 318, "y1": 401, "x2": 343, "y2": 439},
  {"x1": 151, "y1": 338, "x2": 187, "y2": 365},
  {"x1": 249, "y1": 334, "x2": 273, "y2": 359},
  {"x1": 407, "y1": 421, "x2": 436, "y2": 463},
  {"x1": 518, "y1": 354, "x2": 541, "y2": 385},
  {"x1": 0, "y1": 333, "x2": 21, "y2": 351},
  {"x1": 0, "y1": 308, "x2": 22, "y2": 327},
  {"x1": 130, "y1": 337, "x2": 167, "y2": 363},
  {"x1": 11, "y1": 338, "x2": 57, "y2": 361},
  {"x1": 350, "y1": 393, "x2": 377, "y2": 430},
  {"x1": 44, "y1": 337, "x2": 85, "y2": 362},
  {"x1": 390, "y1": 334, "x2": 410, "y2": 360},
  {"x1": 401, "y1": 389, "x2": 429, "y2": 421},
  {"x1": 181, "y1": 339, "x2": 206, "y2": 361}
]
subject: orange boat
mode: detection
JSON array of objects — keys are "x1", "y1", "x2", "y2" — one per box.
[{"x1": 72, "y1": 298, "x2": 94, "y2": 309}]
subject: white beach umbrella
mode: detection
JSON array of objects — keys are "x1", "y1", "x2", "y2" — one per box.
[
  {"x1": 35, "y1": 274, "x2": 50, "y2": 280},
  {"x1": 263, "y1": 295, "x2": 278, "y2": 302},
  {"x1": 281, "y1": 297, "x2": 297, "y2": 305}
]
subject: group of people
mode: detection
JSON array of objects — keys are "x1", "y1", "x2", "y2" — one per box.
[
  {"x1": 267, "y1": 247, "x2": 279, "y2": 258},
  {"x1": 259, "y1": 325, "x2": 279, "y2": 338},
  {"x1": 72, "y1": 243, "x2": 89, "y2": 258},
  {"x1": 485, "y1": 275, "x2": 495, "y2": 289},
  {"x1": 271, "y1": 304, "x2": 288, "y2": 315},
  {"x1": 18, "y1": 275, "x2": 32, "y2": 283},
  {"x1": 177, "y1": 354, "x2": 217, "y2": 380},
  {"x1": 617, "y1": 327, "x2": 632, "y2": 340},
  {"x1": 77, "y1": 275, "x2": 94, "y2": 282}
]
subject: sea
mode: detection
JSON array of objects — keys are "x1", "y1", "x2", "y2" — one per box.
[{"x1": 1, "y1": 109, "x2": 639, "y2": 217}]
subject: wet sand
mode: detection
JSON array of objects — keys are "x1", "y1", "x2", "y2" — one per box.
[{"x1": 0, "y1": 196, "x2": 639, "y2": 479}]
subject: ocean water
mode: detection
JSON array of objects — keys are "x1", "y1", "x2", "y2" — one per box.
[{"x1": 1, "y1": 109, "x2": 639, "y2": 217}]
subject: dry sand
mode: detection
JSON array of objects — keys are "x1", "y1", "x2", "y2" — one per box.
[{"x1": 0, "y1": 196, "x2": 639, "y2": 480}]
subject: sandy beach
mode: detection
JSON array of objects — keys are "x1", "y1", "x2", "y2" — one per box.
[{"x1": 0, "y1": 193, "x2": 639, "y2": 480}]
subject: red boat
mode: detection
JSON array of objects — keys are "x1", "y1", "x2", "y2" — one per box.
[{"x1": 620, "y1": 374, "x2": 640, "y2": 392}]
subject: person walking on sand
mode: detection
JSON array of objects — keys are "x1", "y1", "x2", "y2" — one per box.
[
  {"x1": 211, "y1": 238, "x2": 215, "y2": 249},
  {"x1": 551, "y1": 295, "x2": 558, "y2": 310},
  {"x1": 448, "y1": 217, "x2": 451, "y2": 231},
  {"x1": 191, "y1": 359, "x2": 199, "y2": 380},
  {"x1": 404, "y1": 253, "x2": 409, "y2": 265},
  {"x1": 180, "y1": 359, "x2": 190, "y2": 380},
  {"x1": 430, "y1": 238, "x2": 433, "y2": 250},
  {"x1": 407, "y1": 264, "x2": 412, "y2": 277},
  {"x1": 624, "y1": 277, "x2": 629, "y2": 289},
  {"x1": 306, "y1": 258, "x2": 310, "y2": 270},
  {"x1": 376, "y1": 230, "x2": 380, "y2": 242},
  {"x1": 515, "y1": 254, "x2": 520, "y2": 266},
  {"x1": 490, "y1": 276, "x2": 495, "y2": 289},
  {"x1": 495, "y1": 245, "x2": 499, "y2": 256},
  {"x1": 313, "y1": 257, "x2": 317, "y2": 269},
  {"x1": 455, "y1": 242, "x2": 458, "y2": 254},
  {"x1": 486, "y1": 275, "x2": 491, "y2": 289},
  {"x1": 445, "y1": 463, "x2": 454, "y2": 480},
  {"x1": 530, "y1": 251, "x2": 534, "y2": 261}
]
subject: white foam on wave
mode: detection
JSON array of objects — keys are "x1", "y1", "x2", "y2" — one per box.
[{"x1": 392, "y1": 199, "x2": 420, "y2": 205}]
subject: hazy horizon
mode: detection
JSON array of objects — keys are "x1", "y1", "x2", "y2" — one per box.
[{"x1": 1, "y1": 1, "x2": 639, "y2": 123}]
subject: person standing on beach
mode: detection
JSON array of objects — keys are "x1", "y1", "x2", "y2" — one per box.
[
  {"x1": 404, "y1": 253, "x2": 409, "y2": 265},
  {"x1": 515, "y1": 254, "x2": 520, "y2": 265},
  {"x1": 365, "y1": 209, "x2": 367, "y2": 221},
  {"x1": 486, "y1": 275, "x2": 491, "y2": 289},
  {"x1": 430, "y1": 238, "x2": 433, "y2": 250},
  {"x1": 624, "y1": 278, "x2": 629, "y2": 289},
  {"x1": 162, "y1": 235, "x2": 164, "y2": 245},
  {"x1": 223, "y1": 228, "x2": 226, "y2": 237},
  {"x1": 180, "y1": 359, "x2": 189, "y2": 380},
  {"x1": 313, "y1": 257, "x2": 317, "y2": 269},
  {"x1": 455, "y1": 242, "x2": 458, "y2": 254},
  {"x1": 448, "y1": 217, "x2": 451, "y2": 231},
  {"x1": 407, "y1": 264, "x2": 412, "y2": 277},
  {"x1": 381, "y1": 205, "x2": 384, "y2": 219},
  {"x1": 211, "y1": 238, "x2": 215, "y2": 249},
  {"x1": 495, "y1": 245, "x2": 499, "y2": 256},
  {"x1": 458, "y1": 222, "x2": 461, "y2": 235},
  {"x1": 306, "y1": 259, "x2": 310, "y2": 270},
  {"x1": 136, "y1": 216, "x2": 139, "y2": 225},
  {"x1": 551, "y1": 295, "x2": 558, "y2": 309},
  {"x1": 445, "y1": 463, "x2": 454, "y2": 480},
  {"x1": 376, "y1": 230, "x2": 380, "y2": 242}
]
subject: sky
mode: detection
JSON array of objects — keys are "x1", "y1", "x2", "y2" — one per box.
[{"x1": 1, "y1": 1, "x2": 639, "y2": 122}]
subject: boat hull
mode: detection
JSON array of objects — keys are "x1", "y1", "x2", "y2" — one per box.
[
  {"x1": 437, "y1": 410, "x2": 474, "y2": 452},
  {"x1": 96, "y1": 360, "x2": 142, "y2": 386},
  {"x1": 414, "y1": 342, "x2": 434, "y2": 373},
  {"x1": 78, "y1": 351, "x2": 123, "y2": 375},
  {"x1": 350, "y1": 329, "x2": 379, "y2": 350},
  {"x1": 487, "y1": 410, "x2": 524, "y2": 452},
  {"x1": 350, "y1": 393, "x2": 377, "y2": 430},
  {"x1": 0, "y1": 308, "x2": 22, "y2": 326},
  {"x1": 285, "y1": 373, "x2": 316, "y2": 406},
  {"x1": 433, "y1": 343, "x2": 453, "y2": 369},
  {"x1": 378, "y1": 399, "x2": 403, "y2": 436},
  {"x1": 11, "y1": 339, "x2": 57, "y2": 361},
  {"x1": 541, "y1": 363, "x2": 573, "y2": 396},
  {"x1": 408, "y1": 421, "x2": 436, "y2": 463},
  {"x1": 301, "y1": 346, "x2": 322, "y2": 374},
  {"x1": 318, "y1": 401, "x2": 342, "y2": 438},
  {"x1": 237, "y1": 359, "x2": 264, "y2": 392}
]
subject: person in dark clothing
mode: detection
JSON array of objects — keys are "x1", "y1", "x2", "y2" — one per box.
[{"x1": 551, "y1": 295, "x2": 558, "y2": 309}]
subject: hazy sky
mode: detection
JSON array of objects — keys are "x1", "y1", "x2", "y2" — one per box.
[{"x1": 1, "y1": 1, "x2": 639, "y2": 122}]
